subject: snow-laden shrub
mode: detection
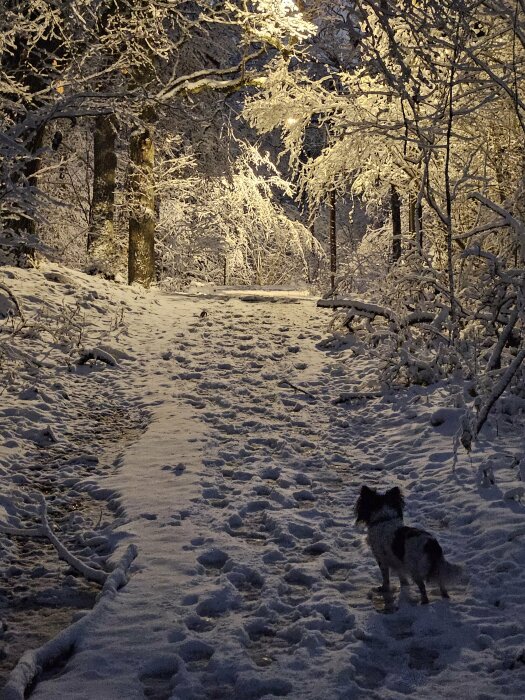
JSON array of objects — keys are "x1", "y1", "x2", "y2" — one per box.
[
  {"x1": 326, "y1": 236, "x2": 524, "y2": 393},
  {"x1": 156, "y1": 143, "x2": 320, "y2": 288}
]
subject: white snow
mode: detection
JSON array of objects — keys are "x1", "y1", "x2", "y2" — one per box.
[{"x1": 1, "y1": 264, "x2": 525, "y2": 699}]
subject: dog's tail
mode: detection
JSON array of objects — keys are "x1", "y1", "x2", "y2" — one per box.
[
  {"x1": 438, "y1": 559, "x2": 467, "y2": 585},
  {"x1": 425, "y1": 539, "x2": 466, "y2": 585}
]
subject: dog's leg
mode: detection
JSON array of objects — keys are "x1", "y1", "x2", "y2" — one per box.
[
  {"x1": 414, "y1": 577, "x2": 429, "y2": 604},
  {"x1": 378, "y1": 564, "x2": 391, "y2": 592},
  {"x1": 398, "y1": 574, "x2": 410, "y2": 587},
  {"x1": 438, "y1": 575, "x2": 450, "y2": 599}
]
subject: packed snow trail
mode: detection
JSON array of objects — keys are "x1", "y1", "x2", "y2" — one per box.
[{"x1": 10, "y1": 286, "x2": 525, "y2": 699}]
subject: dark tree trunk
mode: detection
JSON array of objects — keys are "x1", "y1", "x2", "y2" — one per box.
[
  {"x1": 329, "y1": 190, "x2": 336, "y2": 294},
  {"x1": 409, "y1": 193, "x2": 423, "y2": 251},
  {"x1": 87, "y1": 114, "x2": 119, "y2": 273},
  {"x1": 309, "y1": 218, "x2": 319, "y2": 283},
  {"x1": 391, "y1": 184, "x2": 402, "y2": 262},
  {"x1": 416, "y1": 201, "x2": 423, "y2": 250},
  {"x1": 128, "y1": 121, "x2": 156, "y2": 287},
  {"x1": 1, "y1": 124, "x2": 46, "y2": 266}
]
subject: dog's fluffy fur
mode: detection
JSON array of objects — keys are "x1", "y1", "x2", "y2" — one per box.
[{"x1": 355, "y1": 485, "x2": 452, "y2": 604}]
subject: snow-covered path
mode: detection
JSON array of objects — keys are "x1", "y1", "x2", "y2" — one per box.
[{"x1": 6, "y1": 283, "x2": 525, "y2": 699}]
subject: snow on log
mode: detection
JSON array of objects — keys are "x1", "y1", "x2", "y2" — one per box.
[
  {"x1": 317, "y1": 298, "x2": 397, "y2": 323},
  {"x1": 1, "y1": 543, "x2": 138, "y2": 700},
  {"x1": 77, "y1": 347, "x2": 118, "y2": 367},
  {"x1": 317, "y1": 299, "x2": 437, "y2": 330}
]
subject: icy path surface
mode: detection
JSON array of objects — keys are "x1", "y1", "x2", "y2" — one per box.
[{"x1": 29, "y1": 290, "x2": 525, "y2": 700}]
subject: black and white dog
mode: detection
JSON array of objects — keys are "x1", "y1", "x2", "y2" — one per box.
[{"x1": 355, "y1": 485, "x2": 456, "y2": 604}]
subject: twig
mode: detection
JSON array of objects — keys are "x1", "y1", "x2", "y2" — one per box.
[
  {"x1": 334, "y1": 391, "x2": 382, "y2": 404},
  {"x1": 278, "y1": 379, "x2": 317, "y2": 400}
]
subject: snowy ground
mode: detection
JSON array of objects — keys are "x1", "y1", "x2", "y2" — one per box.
[{"x1": 1, "y1": 265, "x2": 525, "y2": 699}]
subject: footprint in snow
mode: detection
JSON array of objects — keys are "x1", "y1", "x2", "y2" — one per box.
[
  {"x1": 408, "y1": 644, "x2": 441, "y2": 672},
  {"x1": 183, "y1": 613, "x2": 215, "y2": 632},
  {"x1": 185, "y1": 398, "x2": 206, "y2": 409},
  {"x1": 161, "y1": 463, "x2": 186, "y2": 475},
  {"x1": 172, "y1": 638, "x2": 214, "y2": 670},
  {"x1": 139, "y1": 657, "x2": 179, "y2": 700},
  {"x1": 195, "y1": 586, "x2": 242, "y2": 618},
  {"x1": 233, "y1": 675, "x2": 292, "y2": 700},
  {"x1": 196, "y1": 548, "x2": 230, "y2": 570},
  {"x1": 175, "y1": 371, "x2": 202, "y2": 380},
  {"x1": 227, "y1": 563, "x2": 264, "y2": 599},
  {"x1": 303, "y1": 541, "x2": 330, "y2": 557}
]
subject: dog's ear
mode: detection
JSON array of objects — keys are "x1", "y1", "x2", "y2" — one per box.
[
  {"x1": 355, "y1": 485, "x2": 376, "y2": 524},
  {"x1": 386, "y1": 486, "x2": 404, "y2": 515},
  {"x1": 360, "y1": 485, "x2": 376, "y2": 497}
]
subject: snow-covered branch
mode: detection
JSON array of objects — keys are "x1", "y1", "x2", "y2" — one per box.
[
  {"x1": 157, "y1": 48, "x2": 267, "y2": 100},
  {"x1": 0, "y1": 282, "x2": 25, "y2": 322},
  {"x1": 474, "y1": 346, "x2": 525, "y2": 439},
  {"x1": 467, "y1": 191, "x2": 525, "y2": 261},
  {"x1": 0, "y1": 494, "x2": 108, "y2": 585},
  {"x1": 1, "y1": 543, "x2": 138, "y2": 700}
]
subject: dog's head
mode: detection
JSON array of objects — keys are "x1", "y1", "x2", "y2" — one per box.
[{"x1": 354, "y1": 485, "x2": 404, "y2": 525}]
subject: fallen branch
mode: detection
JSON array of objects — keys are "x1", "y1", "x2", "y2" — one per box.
[
  {"x1": 278, "y1": 379, "x2": 317, "y2": 400},
  {"x1": 0, "y1": 282, "x2": 25, "y2": 322},
  {"x1": 317, "y1": 298, "x2": 397, "y2": 324},
  {"x1": 317, "y1": 298, "x2": 436, "y2": 330},
  {"x1": 0, "y1": 495, "x2": 107, "y2": 585},
  {"x1": 77, "y1": 347, "x2": 118, "y2": 367},
  {"x1": 1, "y1": 543, "x2": 138, "y2": 700},
  {"x1": 334, "y1": 391, "x2": 382, "y2": 404}
]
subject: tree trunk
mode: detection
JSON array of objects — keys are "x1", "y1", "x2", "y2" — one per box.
[
  {"x1": 128, "y1": 122, "x2": 156, "y2": 287},
  {"x1": 87, "y1": 114, "x2": 118, "y2": 274},
  {"x1": 307, "y1": 218, "x2": 319, "y2": 284},
  {"x1": 329, "y1": 190, "x2": 336, "y2": 294},
  {"x1": 409, "y1": 193, "x2": 423, "y2": 251},
  {"x1": 391, "y1": 184, "x2": 402, "y2": 262},
  {"x1": 416, "y1": 201, "x2": 423, "y2": 251},
  {"x1": 2, "y1": 124, "x2": 46, "y2": 266}
]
